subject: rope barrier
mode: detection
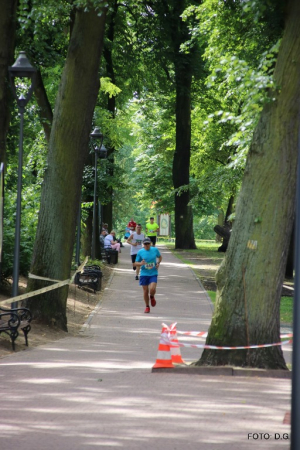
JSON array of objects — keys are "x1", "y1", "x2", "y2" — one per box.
[
  {"x1": 161, "y1": 322, "x2": 293, "y2": 352},
  {"x1": 0, "y1": 257, "x2": 89, "y2": 307}
]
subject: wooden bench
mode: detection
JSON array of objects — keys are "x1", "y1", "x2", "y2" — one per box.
[{"x1": 0, "y1": 307, "x2": 32, "y2": 350}]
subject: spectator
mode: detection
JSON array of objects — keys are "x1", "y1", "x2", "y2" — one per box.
[
  {"x1": 99, "y1": 230, "x2": 107, "y2": 247},
  {"x1": 104, "y1": 230, "x2": 121, "y2": 253},
  {"x1": 102, "y1": 223, "x2": 109, "y2": 236}
]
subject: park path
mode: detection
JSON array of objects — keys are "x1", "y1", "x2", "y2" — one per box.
[{"x1": 0, "y1": 244, "x2": 291, "y2": 449}]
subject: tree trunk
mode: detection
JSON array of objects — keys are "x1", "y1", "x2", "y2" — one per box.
[
  {"x1": 172, "y1": 2, "x2": 196, "y2": 250},
  {"x1": 0, "y1": 0, "x2": 18, "y2": 165},
  {"x1": 34, "y1": 70, "x2": 53, "y2": 143},
  {"x1": 198, "y1": 0, "x2": 300, "y2": 369},
  {"x1": 27, "y1": 5, "x2": 107, "y2": 330},
  {"x1": 102, "y1": 2, "x2": 118, "y2": 232}
]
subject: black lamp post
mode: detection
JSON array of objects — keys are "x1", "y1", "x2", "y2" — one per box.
[
  {"x1": 8, "y1": 51, "x2": 37, "y2": 304},
  {"x1": 90, "y1": 127, "x2": 107, "y2": 259}
]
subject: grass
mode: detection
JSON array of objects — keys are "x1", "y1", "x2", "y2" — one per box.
[
  {"x1": 207, "y1": 290, "x2": 216, "y2": 304},
  {"x1": 158, "y1": 240, "x2": 293, "y2": 325},
  {"x1": 207, "y1": 292, "x2": 292, "y2": 324},
  {"x1": 281, "y1": 296, "x2": 293, "y2": 324}
]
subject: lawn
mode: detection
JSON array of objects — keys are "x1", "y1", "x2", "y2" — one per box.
[{"x1": 159, "y1": 240, "x2": 293, "y2": 325}]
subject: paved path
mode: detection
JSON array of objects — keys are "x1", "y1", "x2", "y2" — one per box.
[{"x1": 0, "y1": 244, "x2": 291, "y2": 449}]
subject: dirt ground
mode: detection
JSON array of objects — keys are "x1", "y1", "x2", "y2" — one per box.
[{"x1": 0, "y1": 264, "x2": 113, "y2": 359}]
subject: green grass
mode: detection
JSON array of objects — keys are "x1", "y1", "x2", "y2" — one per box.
[
  {"x1": 281, "y1": 296, "x2": 293, "y2": 324},
  {"x1": 159, "y1": 241, "x2": 293, "y2": 325},
  {"x1": 206, "y1": 291, "x2": 292, "y2": 324},
  {"x1": 207, "y1": 290, "x2": 216, "y2": 304}
]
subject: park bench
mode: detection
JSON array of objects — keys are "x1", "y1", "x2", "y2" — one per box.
[
  {"x1": 74, "y1": 264, "x2": 103, "y2": 293},
  {"x1": 100, "y1": 241, "x2": 119, "y2": 264},
  {"x1": 0, "y1": 306, "x2": 32, "y2": 350}
]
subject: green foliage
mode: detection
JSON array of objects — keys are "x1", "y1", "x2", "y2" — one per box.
[{"x1": 2, "y1": 0, "x2": 287, "y2": 283}]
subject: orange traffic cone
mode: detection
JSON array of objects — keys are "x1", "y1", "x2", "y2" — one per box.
[
  {"x1": 169, "y1": 323, "x2": 185, "y2": 364},
  {"x1": 152, "y1": 324, "x2": 174, "y2": 369}
]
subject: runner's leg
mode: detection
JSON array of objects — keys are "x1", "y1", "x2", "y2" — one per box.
[
  {"x1": 142, "y1": 285, "x2": 150, "y2": 306},
  {"x1": 149, "y1": 281, "x2": 157, "y2": 298}
]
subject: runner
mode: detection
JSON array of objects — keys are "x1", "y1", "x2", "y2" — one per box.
[
  {"x1": 127, "y1": 217, "x2": 137, "y2": 232},
  {"x1": 133, "y1": 237, "x2": 162, "y2": 313},
  {"x1": 127, "y1": 224, "x2": 145, "y2": 280},
  {"x1": 145, "y1": 217, "x2": 159, "y2": 246}
]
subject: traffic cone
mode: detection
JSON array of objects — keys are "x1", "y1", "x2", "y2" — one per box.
[
  {"x1": 169, "y1": 323, "x2": 185, "y2": 364},
  {"x1": 152, "y1": 324, "x2": 174, "y2": 369}
]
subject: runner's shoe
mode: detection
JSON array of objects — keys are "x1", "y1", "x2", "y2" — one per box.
[
  {"x1": 144, "y1": 306, "x2": 150, "y2": 313},
  {"x1": 135, "y1": 275, "x2": 139, "y2": 280},
  {"x1": 150, "y1": 296, "x2": 156, "y2": 307}
]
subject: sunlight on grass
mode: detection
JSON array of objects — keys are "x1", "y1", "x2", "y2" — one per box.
[
  {"x1": 207, "y1": 290, "x2": 216, "y2": 304},
  {"x1": 281, "y1": 296, "x2": 293, "y2": 324},
  {"x1": 162, "y1": 240, "x2": 293, "y2": 325}
]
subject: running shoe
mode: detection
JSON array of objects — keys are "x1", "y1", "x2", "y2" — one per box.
[
  {"x1": 144, "y1": 306, "x2": 150, "y2": 313},
  {"x1": 135, "y1": 275, "x2": 139, "y2": 280},
  {"x1": 150, "y1": 296, "x2": 156, "y2": 307}
]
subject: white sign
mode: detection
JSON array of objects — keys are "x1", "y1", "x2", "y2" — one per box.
[{"x1": 159, "y1": 214, "x2": 170, "y2": 236}]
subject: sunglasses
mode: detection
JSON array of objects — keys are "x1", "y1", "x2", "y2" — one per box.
[{"x1": 144, "y1": 242, "x2": 151, "y2": 245}]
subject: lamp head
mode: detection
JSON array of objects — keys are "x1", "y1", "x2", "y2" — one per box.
[{"x1": 8, "y1": 51, "x2": 37, "y2": 108}]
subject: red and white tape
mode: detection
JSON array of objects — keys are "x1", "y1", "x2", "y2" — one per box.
[
  {"x1": 176, "y1": 331, "x2": 293, "y2": 339},
  {"x1": 161, "y1": 334, "x2": 292, "y2": 351},
  {"x1": 160, "y1": 323, "x2": 293, "y2": 351}
]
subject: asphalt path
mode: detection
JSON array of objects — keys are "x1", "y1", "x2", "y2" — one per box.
[{"x1": 0, "y1": 243, "x2": 291, "y2": 449}]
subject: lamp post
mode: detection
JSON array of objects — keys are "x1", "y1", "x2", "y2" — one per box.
[
  {"x1": 90, "y1": 127, "x2": 107, "y2": 259},
  {"x1": 8, "y1": 51, "x2": 36, "y2": 304}
]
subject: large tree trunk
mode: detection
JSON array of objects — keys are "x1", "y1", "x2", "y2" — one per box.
[
  {"x1": 0, "y1": 0, "x2": 18, "y2": 165},
  {"x1": 27, "y1": 5, "x2": 107, "y2": 330},
  {"x1": 172, "y1": 2, "x2": 196, "y2": 250},
  {"x1": 102, "y1": 1, "x2": 118, "y2": 232},
  {"x1": 197, "y1": 0, "x2": 300, "y2": 369}
]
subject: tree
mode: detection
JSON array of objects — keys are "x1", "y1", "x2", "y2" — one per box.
[
  {"x1": 171, "y1": 0, "x2": 197, "y2": 249},
  {"x1": 197, "y1": 0, "x2": 299, "y2": 369},
  {"x1": 27, "y1": 3, "x2": 108, "y2": 330},
  {"x1": 0, "y1": 0, "x2": 18, "y2": 165}
]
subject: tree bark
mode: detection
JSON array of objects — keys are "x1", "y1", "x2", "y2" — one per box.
[
  {"x1": 198, "y1": 0, "x2": 300, "y2": 369},
  {"x1": 171, "y1": 1, "x2": 196, "y2": 250},
  {"x1": 34, "y1": 70, "x2": 53, "y2": 143},
  {"x1": 27, "y1": 4, "x2": 107, "y2": 330},
  {"x1": 0, "y1": 0, "x2": 18, "y2": 166},
  {"x1": 102, "y1": 1, "x2": 118, "y2": 232}
]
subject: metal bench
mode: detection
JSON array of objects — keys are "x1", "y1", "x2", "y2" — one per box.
[
  {"x1": 0, "y1": 307, "x2": 32, "y2": 350},
  {"x1": 74, "y1": 265, "x2": 103, "y2": 293}
]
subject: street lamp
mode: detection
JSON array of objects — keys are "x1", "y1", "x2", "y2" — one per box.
[
  {"x1": 8, "y1": 51, "x2": 37, "y2": 304},
  {"x1": 90, "y1": 127, "x2": 107, "y2": 259}
]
